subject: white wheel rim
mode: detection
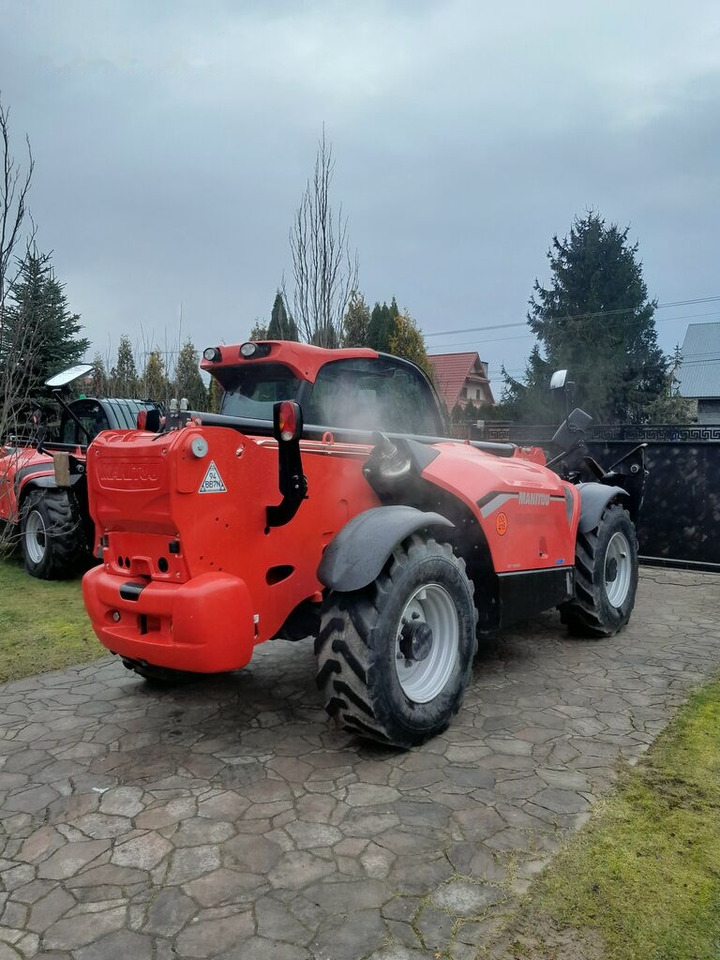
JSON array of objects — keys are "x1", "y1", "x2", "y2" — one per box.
[
  {"x1": 395, "y1": 582, "x2": 459, "y2": 703},
  {"x1": 25, "y1": 510, "x2": 47, "y2": 564},
  {"x1": 604, "y1": 532, "x2": 631, "y2": 607}
]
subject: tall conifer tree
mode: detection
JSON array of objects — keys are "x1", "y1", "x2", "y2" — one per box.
[{"x1": 1, "y1": 248, "x2": 89, "y2": 401}]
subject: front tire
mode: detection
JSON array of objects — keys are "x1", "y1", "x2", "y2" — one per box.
[
  {"x1": 316, "y1": 536, "x2": 478, "y2": 748},
  {"x1": 20, "y1": 490, "x2": 86, "y2": 579},
  {"x1": 561, "y1": 502, "x2": 638, "y2": 638}
]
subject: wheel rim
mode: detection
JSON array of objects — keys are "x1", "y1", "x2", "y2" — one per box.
[
  {"x1": 25, "y1": 509, "x2": 47, "y2": 564},
  {"x1": 395, "y1": 582, "x2": 459, "y2": 703},
  {"x1": 604, "y1": 531, "x2": 632, "y2": 607}
]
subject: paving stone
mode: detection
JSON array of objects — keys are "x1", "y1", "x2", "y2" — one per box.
[
  {"x1": 17, "y1": 826, "x2": 65, "y2": 864},
  {"x1": 174, "y1": 910, "x2": 254, "y2": 957},
  {"x1": 415, "y1": 903, "x2": 455, "y2": 950},
  {"x1": 142, "y1": 887, "x2": 196, "y2": 936},
  {"x1": 312, "y1": 909, "x2": 388, "y2": 960},
  {"x1": 532, "y1": 787, "x2": 592, "y2": 815},
  {"x1": 26, "y1": 887, "x2": 75, "y2": 934},
  {"x1": 432, "y1": 880, "x2": 505, "y2": 916},
  {"x1": 74, "y1": 929, "x2": 153, "y2": 960},
  {"x1": 166, "y1": 843, "x2": 222, "y2": 884},
  {"x1": 285, "y1": 821, "x2": 343, "y2": 850},
  {"x1": 255, "y1": 895, "x2": 312, "y2": 945},
  {"x1": 42, "y1": 906, "x2": 126, "y2": 950},
  {"x1": 172, "y1": 817, "x2": 235, "y2": 846},
  {"x1": 182, "y1": 867, "x2": 264, "y2": 906},
  {"x1": 268, "y1": 851, "x2": 336, "y2": 889},
  {"x1": 111, "y1": 832, "x2": 172, "y2": 870},
  {"x1": 37, "y1": 840, "x2": 109, "y2": 880},
  {"x1": 224, "y1": 834, "x2": 284, "y2": 873},
  {"x1": 219, "y1": 937, "x2": 311, "y2": 960}
]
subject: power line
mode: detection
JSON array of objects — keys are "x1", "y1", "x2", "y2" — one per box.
[{"x1": 424, "y1": 296, "x2": 720, "y2": 340}]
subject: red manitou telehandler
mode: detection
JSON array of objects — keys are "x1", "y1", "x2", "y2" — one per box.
[{"x1": 82, "y1": 342, "x2": 645, "y2": 748}]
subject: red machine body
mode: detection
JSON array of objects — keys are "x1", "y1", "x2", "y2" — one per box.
[{"x1": 83, "y1": 340, "x2": 580, "y2": 673}]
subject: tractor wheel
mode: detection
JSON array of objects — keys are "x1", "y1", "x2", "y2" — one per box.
[
  {"x1": 121, "y1": 659, "x2": 197, "y2": 686},
  {"x1": 20, "y1": 490, "x2": 86, "y2": 580},
  {"x1": 316, "y1": 535, "x2": 477, "y2": 749},
  {"x1": 561, "y1": 502, "x2": 638, "y2": 638}
]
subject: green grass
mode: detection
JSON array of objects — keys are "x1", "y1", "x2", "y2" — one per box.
[
  {"x1": 0, "y1": 557, "x2": 103, "y2": 683},
  {"x1": 507, "y1": 679, "x2": 720, "y2": 960}
]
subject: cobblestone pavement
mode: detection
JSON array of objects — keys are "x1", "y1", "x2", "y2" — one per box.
[{"x1": 0, "y1": 569, "x2": 719, "y2": 960}]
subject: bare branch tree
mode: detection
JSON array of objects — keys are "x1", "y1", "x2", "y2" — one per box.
[
  {"x1": 0, "y1": 95, "x2": 38, "y2": 556},
  {"x1": 288, "y1": 129, "x2": 358, "y2": 347},
  {"x1": 0, "y1": 96, "x2": 34, "y2": 322}
]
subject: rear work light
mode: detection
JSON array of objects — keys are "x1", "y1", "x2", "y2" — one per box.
[
  {"x1": 203, "y1": 347, "x2": 222, "y2": 363},
  {"x1": 137, "y1": 409, "x2": 147, "y2": 430},
  {"x1": 274, "y1": 400, "x2": 302, "y2": 443},
  {"x1": 240, "y1": 342, "x2": 272, "y2": 359}
]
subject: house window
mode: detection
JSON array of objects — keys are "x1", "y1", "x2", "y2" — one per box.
[
  {"x1": 476, "y1": 389, "x2": 482, "y2": 400},
  {"x1": 460, "y1": 387, "x2": 467, "y2": 399}
]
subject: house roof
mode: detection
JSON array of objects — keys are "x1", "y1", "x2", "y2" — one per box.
[
  {"x1": 428, "y1": 352, "x2": 494, "y2": 409},
  {"x1": 677, "y1": 322, "x2": 720, "y2": 398}
]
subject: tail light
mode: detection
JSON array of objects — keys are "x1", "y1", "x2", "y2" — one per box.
[
  {"x1": 137, "y1": 410, "x2": 147, "y2": 430},
  {"x1": 274, "y1": 401, "x2": 302, "y2": 442}
]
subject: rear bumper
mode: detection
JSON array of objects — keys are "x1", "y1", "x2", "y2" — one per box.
[{"x1": 82, "y1": 566, "x2": 256, "y2": 672}]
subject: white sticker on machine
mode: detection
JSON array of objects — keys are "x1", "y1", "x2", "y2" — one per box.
[{"x1": 198, "y1": 460, "x2": 227, "y2": 493}]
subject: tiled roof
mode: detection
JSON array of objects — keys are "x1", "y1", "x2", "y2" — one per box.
[
  {"x1": 676, "y1": 322, "x2": 720, "y2": 398},
  {"x1": 428, "y1": 352, "x2": 494, "y2": 409}
]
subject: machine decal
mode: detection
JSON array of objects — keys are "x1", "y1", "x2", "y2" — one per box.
[
  {"x1": 198, "y1": 461, "x2": 227, "y2": 493},
  {"x1": 496, "y1": 512, "x2": 508, "y2": 536},
  {"x1": 477, "y1": 492, "x2": 514, "y2": 518},
  {"x1": 478, "y1": 490, "x2": 564, "y2": 517}
]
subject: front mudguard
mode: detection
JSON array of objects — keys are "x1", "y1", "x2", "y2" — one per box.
[
  {"x1": 317, "y1": 505, "x2": 453, "y2": 592},
  {"x1": 577, "y1": 483, "x2": 629, "y2": 533}
]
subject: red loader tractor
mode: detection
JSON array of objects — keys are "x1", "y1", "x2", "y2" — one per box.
[
  {"x1": 82, "y1": 342, "x2": 645, "y2": 748},
  {"x1": 0, "y1": 364, "x2": 157, "y2": 578}
]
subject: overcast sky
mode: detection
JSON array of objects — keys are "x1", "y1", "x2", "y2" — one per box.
[{"x1": 1, "y1": 0, "x2": 719, "y2": 386}]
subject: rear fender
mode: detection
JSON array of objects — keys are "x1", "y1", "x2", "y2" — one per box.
[
  {"x1": 577, "y1": 482, "x2": 628, "y2": 533},
  {"x1": 317, "y1": 505, "x2": 453, "y2": 592}
]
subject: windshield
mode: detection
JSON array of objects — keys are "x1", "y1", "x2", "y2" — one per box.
[{"x1": 220, "y1": 364, "x2": 302, "y2": 419}]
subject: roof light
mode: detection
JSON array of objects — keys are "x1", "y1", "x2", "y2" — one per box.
[
  {"x1": 240, "y1": 342, "x2": 272, "y2": 359},
  {"x1": 203, "y1": 347, "x2": 222, "y2": 362}
]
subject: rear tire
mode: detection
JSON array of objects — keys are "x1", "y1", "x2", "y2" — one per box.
[
  {"x1": 20, "y1": 490, "x2": 86, "y2": 579},
  {"x1": 561, "y1": 502, "x2": 638, "y2": 638},
  {"x1": 316, "y1": 536, "x2": 477, "y2": 748}
]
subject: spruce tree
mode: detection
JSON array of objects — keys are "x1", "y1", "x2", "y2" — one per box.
[
  {"x1": 88, "y1": 353, "x2": 109, "y2": 396},
  {"x1": 174, "y1": 339, "x2": 208, "y2": 410},
  {"x1": 367, "y1": 299, "x2": 399, "y2": 352},
  {"x1": 110, "y1": 335, "x2": 138, "y2": 397},
  {"x1": 142, "y1": 350, "x2": 170, "y2": 404},
  {"x1": 518, "y1": 211, "x2": 666, "y2": 423},
  {"x1": 342, "y1": 291, "x2": 371, "y2": 347},
  {"x1": 1, "y1": 248, "x2": 89, "y2": 402},
  {"x1": 267, "y1": 292, "x2": 299, "y2": 341}
]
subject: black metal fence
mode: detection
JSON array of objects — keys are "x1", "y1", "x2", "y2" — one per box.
[{"x1": 473, "y1": 423, "x2": 720, "y2": 569}]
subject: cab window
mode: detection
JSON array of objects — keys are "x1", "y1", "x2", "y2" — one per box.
[
  {"x1": 220, "y1": 364, "x2": 301, "y2": 419},
  {"x1": 305, "y1": 358, "x2": 444, "y2": 435},
  {"x1": 60, "y1": 401, "x2": 110, "y2": 444}
]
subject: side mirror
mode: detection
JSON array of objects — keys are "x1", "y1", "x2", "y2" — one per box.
[
  {"x1": 550, "y1": 369, "x2": 568, "y2": 390},
  {"x1": 551, "y1": 407, "x2": 593, "y2": 451}
]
